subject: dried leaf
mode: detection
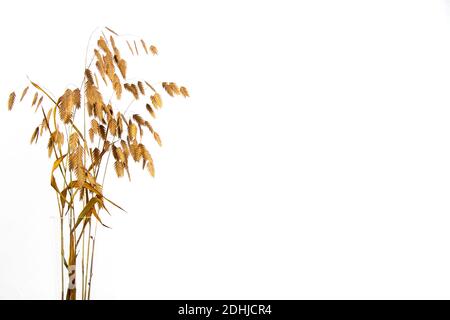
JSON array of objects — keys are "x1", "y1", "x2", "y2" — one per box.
[{"x1": 73, "y1": 197, "x2": 100, "y2": 230}]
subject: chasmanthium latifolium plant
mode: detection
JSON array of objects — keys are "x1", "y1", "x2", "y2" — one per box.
[{"x1": 7, "y1": 27, "x2": 189, "y2": 300}]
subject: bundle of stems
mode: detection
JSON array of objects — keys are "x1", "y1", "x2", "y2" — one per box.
[{"x1": 7, "y1": 27, "x2": 189, "y2": 300}]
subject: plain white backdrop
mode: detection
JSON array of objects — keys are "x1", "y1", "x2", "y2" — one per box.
[{"x1": 2, "y1": 0, "x2": 450, "y2": 299}]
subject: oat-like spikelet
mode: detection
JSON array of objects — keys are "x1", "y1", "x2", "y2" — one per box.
[
  {"x1": 144, "y1": 120, "x2": 154, "y2": 133},
  {"x1": 105, "y1": 103, "x2": 113, "y2": 117},
  {"x1": 96, "y1": 59, "x2": 107, "y2": 85},
  {"x1": 8, "y1": 92, "x2": 16, "y2": 111},
  {"x1": 30, "y1": 127, "x2": 39, "y2": 144},
  {"x1": 20, "y1": 86, "x2": 29, "y2": 102},
  {"x1": 73, "y1": 88, "x2": 81, "y2": 109},
  {"x1": 169, "y1": 82, "x2": 181, "y2": 95},
  {"x1": 103, "y1": 54, "x2": 115, "y2": 81},
  {"x1": 52, "y1": 129, "x2": 65, "y2": 150},
  {"x1": 94, "y1": 73, "x2": 99, "y2": 87},
  {"x1": 47, "y1": 137, "x2": 54, "y2": 157},
  {"x1": 114, "y1": 160, "x2": 124, "y2": 177},
  {"x1": 146, "y1": 104, "x2": 156, "y2": 118},
  {"x1": 151, "y1": 93, "x2": 162, "y2": 108},
  {"x1": 150, "y1": 45, "x2": 158, "y2": 55},
  {"x1": 112, "y1": 74, "x2": 122, "y2": 99},
  {"x1": 69, "y1": 146, "x2": 83, "y2": 171},
  {"x1": 153, "y1": 131, "x2": 162, "y2": 146},
  {"x1": 89, "y1": 128, "x2": 95, "y2": 143},
  {"x1": 134, "y1": 143, "x2": 143, "y2": 161},
  {"x1": 110, "y1": 36, "x2": 120, "y2": 58},
  {"x1": 141, "y1": 40, "x2": 148, "y2": 54},
  {"x1": 180, "y1": 86, "x2": 190, "y2": 97},
  {"x1": 85, "y1": 81, "x2": 104, "y2": 117},
  {"x1": 131, "y1": 84, "x2": 139, "y2": 99},
  {"x1": 94, "y1": 103, "x2": 104, "y2": 123},
  {"x1": 94, "y1": 49, "x2": 104, "y2": 65},
  {"x1": 140, "y1": 144, "x2": 151, "y2": 160},
  {"x1": 69, "y1": 132, "x2": 79, "y2": 151},
  {"x1": 116, "y1": 147, "x2": 125, "y2": 162},
  {"x1": 132, "y1": 114, "x2": 145, "y2": 126},
  {"x1": 118, "y1": 59, "x2": 127, "y2": 79},
  {"x1": 74, "y1": 172, "x2": 86, "y2": 188},
  {"x1": 98, "y1": 37, "x2": 110, "y2": 54},
  {"x1": 98, "y1": 124, "x2": 107, "y2": 140},
  {"x1": 32, "y1": 92, "x2": 38, "y2": 106},
  {"x1": 129, "y1": 141, "x2": 142, "y2": 161},
  {"x1": 124, "y1": 83, "x2": 139, "y2": 99},
  {"x1": 128, "y1": 122, "x2": 137, "y2": 140},
  {"x1": 36, "y1": 96, "x2": 43, "y2": 109},
  {"x1": 147, "y1": 161, "x2": 155, "y2": 177},
  {"x1": 140, "y1": 144, "x2": 154, "y2": 173},
  {"x1": 137, "y1": 81, "x2": 145, "y2": 95},
  {"x1": 116, "y1": 112, "x2": 123, "y2": 137},
  {"x1": 109, "y1": 119, "x2": 117, "y2": 136},
  {"x1": 120, "y1": 140, "x2": 129, "y2": 159},
  {"x1": 91, "y1": 119, "x2": 99, "y2": 134},
  {"x1": 92, "y1": 148, "x2": 101, "y2": 164},
  {"x1": 112, "y1": 145, "x2": 119, "y2": 161},
  {"x1": 85, "y1": 69, "x2": 94, "y2": 84},
  {"x1": 58, "y1": 89, "x2": 75, "y2": 123},
  {"x1": 123, "y1": 83, "x2": 132, "y2": 96},
  {"x1": 75, "y1": 166, "x2": 87, "y2": 185},
  {"x1": 162, "y1": 82, "x2": 174, "y2": 97},
  {"x1": 103, "y1": 140, "x2": 111, "y2": 151},
  {"x1": 163, "y1": 82, "x2": 182, "y2": 96}
]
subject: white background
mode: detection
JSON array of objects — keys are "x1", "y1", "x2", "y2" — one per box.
[{"x1": 1, "y1": 0, "x2": 450, "y2": 299}]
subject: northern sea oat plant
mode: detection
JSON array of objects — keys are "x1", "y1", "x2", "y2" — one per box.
[{"x1": 7, "y1": 27, "x2": 189, "y2": 300}]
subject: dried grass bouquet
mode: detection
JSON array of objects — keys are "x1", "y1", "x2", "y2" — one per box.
[{"x1": 7, "y1": 26, "x2": 189, "y2": 300}]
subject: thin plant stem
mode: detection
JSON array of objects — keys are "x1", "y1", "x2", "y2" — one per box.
[
  {"x1": 56, "y1": 193, "x2": 65, "y2": 300},
  {"x1": 81, "y1": 228, "x2": 85, "y2": 299},
  {"x1": 87, "y1": 222, "x2": 98, "y2": 300},
  {"x1": 84, "y1": 220, "x2": 92, "y2": 299}
]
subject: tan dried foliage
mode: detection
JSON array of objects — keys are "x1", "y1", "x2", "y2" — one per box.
[{"x1": 7, "y1": 27, "x2": 189, "y2": 300}]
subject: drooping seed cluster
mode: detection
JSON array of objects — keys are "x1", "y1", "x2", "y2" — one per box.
[{"x1": 7, "y1": 27, "x2": 189, "y2": 186}]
